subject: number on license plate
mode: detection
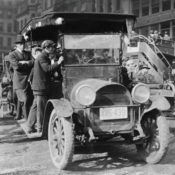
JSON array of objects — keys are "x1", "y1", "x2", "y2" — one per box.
[{"x1": 100, "y1": 107, "x2": 128, "y2": 120}]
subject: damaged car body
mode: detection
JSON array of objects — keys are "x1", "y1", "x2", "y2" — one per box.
[{"x1": 21, "y1": 12, "x2": 170, "y2": 170}]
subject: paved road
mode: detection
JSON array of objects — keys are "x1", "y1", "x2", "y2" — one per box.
[{"x1": 0, "y1": 116, "x2": 175, "y2": 175}]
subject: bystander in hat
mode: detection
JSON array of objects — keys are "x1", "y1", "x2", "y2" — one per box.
[{"x1": 15, "y1": 34, "x2": 25, "y2": 44}]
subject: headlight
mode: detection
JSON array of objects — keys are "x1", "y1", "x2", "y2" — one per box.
[
  {"x1": 75, "y1": 85, "x2": 96, "y2": 106},
  {"x1": 131, "y1": 83, "x2": 150, "y2": 103}
]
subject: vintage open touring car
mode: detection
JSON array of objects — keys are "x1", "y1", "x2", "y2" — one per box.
[{"x1": 19, "y1": 12, "x2": 170, "y2": 170}]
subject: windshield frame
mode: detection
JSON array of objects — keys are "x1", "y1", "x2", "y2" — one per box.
[{"x1": 63, "y1": 33, "x2": 122, "y2": 66}]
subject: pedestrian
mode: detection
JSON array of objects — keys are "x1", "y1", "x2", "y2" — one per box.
[
  {"x1": 148, "y1": 29, "x2": 154, "y2": 41},
  {"x1": 163, "y1": 31, "x2": 171, "y2": 41},
  {"x1": 27, "y1": 40, "x2": 64, "y2": 134},
  {"x1": 153, "y1": 30, "x2": 159, "y2": 44},
  {"x1": 9, "y1": 34, "x2": 34, "y2": 120},
  {"x1": 157, "y1": 32, "x2": 163, "y2": 44}
]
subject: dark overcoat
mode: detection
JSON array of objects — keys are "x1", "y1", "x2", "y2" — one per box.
[
  {"x1": 9, "y1": 50, "x2": 33, "y2": 90},
  {"x1": 31, "y1": 50, "x2": 61, "y2": 95}
]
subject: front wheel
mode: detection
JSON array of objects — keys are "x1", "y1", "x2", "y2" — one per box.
[
  {"x1": 136, "y1": 115, "x2": 169, "y2": 164},
  {"x1": 48, "y1": 110, "x2": 74, "y2": 170}
]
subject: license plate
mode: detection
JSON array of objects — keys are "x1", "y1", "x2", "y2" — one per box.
[{"x1": 100, "y1": 107, "x2": 128, "y2": 120}]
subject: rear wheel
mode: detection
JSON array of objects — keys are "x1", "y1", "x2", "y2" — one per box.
[
  {"x1": 48, "y1": 110, "x2": 74, "y2": 170},
  {"x1": 136, "y1": 115, "x2": 169, "y2": 164}
]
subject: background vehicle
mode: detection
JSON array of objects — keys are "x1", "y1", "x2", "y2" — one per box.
[
  {"x1": 125, "y1": 34, "x2": 175, "y2": 123},
  {"x1": 21, "y1": 12, "x2": 170, "y2": 170}
]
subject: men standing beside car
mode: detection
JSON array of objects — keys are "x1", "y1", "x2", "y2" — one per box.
[
  {"x1": 9, "y1": 34, "x2": 34, "y2": 120},
  {"x1": 27, "y1": 40, "x2": 64, "y2": 134}
]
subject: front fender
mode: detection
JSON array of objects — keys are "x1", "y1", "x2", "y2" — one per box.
[
  {"x1": 144, "y1": 96, "x2": 170, "y2": 114},
  {"x1": 46, "y1": 98, "x2": 73, "y2": 118},
  {"x1": 42, "y1": 98, "x2": 73, "y2": 138}
]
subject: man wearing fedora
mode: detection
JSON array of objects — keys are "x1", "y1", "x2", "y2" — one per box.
[{"x1": 9, "y1": 34, "x2": 34, "y2": 120}]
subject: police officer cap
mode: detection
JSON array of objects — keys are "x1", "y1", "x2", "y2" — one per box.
[{"x1": 41, "y1": 40, "x2": 56, "y2": 49}]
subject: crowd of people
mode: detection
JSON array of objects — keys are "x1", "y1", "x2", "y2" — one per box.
[
  {"x1": 148, "y1": 30, "x2": 171, "y2": 44},
  {"x1": 2, "y1": 34, "x2": 64, "y2": 135}
]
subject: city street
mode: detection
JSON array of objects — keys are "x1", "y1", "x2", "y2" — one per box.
[
  {"x1": 1, "y1": 1, "x2": 175, "y2": 175},
  {"x1": 0, "y1": 115, "x2": 175, "y2": 175}
]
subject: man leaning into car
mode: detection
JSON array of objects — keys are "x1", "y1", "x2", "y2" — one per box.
[{"x1": 27, "y1": 40, "x2": 64, "y2": 134}]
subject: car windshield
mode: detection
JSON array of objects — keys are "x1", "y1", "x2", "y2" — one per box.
[{"x1": 64, "y1": 34, "x2": 121, "y2": 65}]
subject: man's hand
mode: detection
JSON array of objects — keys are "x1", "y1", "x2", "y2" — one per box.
[
  {"x1": 57, "y1": 56, "x2": 64, "y2": 65},
  {"x1": 51, "y1": 59, "x2": 55, "y2": 65}
]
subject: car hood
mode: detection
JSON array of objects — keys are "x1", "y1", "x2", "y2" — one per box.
[{"x1": 70, "y1": 78, "x2": 132, "y2": 108}]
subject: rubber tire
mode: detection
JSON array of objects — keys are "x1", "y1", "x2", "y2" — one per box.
[
  {"x1": 136, "y1": 116, "x2": 169, "y2": 164},
  {"x1": 48, "y1": 109, "x2": 74, "y2": 170}
]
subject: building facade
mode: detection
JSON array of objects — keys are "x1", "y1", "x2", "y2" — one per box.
[
  {"x1": 132, "y1": 0, "x2": 175, "y2": 40},
  {"x1": 16, "y1": 0, "x2": 132, "y2": 33},
  {"x1": 17, "y1": 0, "x2": 42, "y2": 32},
  {"x1": 0, "y1": 0, "x2": 20, "y2": 64},
  {"x1": 53, "y1": 0, "x2": 131, "y2": 14}
]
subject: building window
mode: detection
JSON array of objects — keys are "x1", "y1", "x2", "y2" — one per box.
[
  {"x1": 49, "y1": 0, "x2": 52, "y2": 7},
  {"x1": 51, "y1": 0, "x2": 54, "y2": 6},
  {"x1": 24, "y1": 19, "x2": 27, "y2": 26},
  {"x1": 142, "y1": 0, "x2": 149, "y2": 16},
  {"x1": 7, "y1": 23, "x2": 12, "y2": 33},
  {"x1": 31, "y1": 13, "x2": 35, "y2": 18},
  {"x1": 140, "y1": 26, "x2": 149, "y2": 37},
  {"x1": 1, "y1": 0, "x2": 4, "y2": 6},
  {"x1": 45, "y1": 0, "x2": 48, "y2": 9},
  {"x1": 116, "y1": 0, "x2": 120, "y2": 11},
  {"x1": 8, "y1": 1, "x2": 12, "y2": 6},
  {"x1": 0, "y1": 10, "x2": 3, "y2": 18},
  {"x1": 162, "y1": 0, "x2": 171, "y2": 11},
  {"x1": 20, "y1": 20, "x2": 23, "y2": 30},
  {"x1": 161, "y1": 21, "x2": 170, "y2": 38},
  {"x1": 0, "y1": 37, "x2": 3, "y2": 47},
  {"x1": 152, "y1": 0, "x2": 159, "y2": 14},
  {"x1": 14, "y1": 21, "x2": 19, "y2": 33},
  {"x1": 7, "y1": 12, "x2": 12, "y2": 18},
  {"x1": 92, "y1": 0, "x2": 96, "y2": 12},
  {"x1": 7, "y1": 37, "x2": 12, "y2": 47},
  {"x1": 30, "y1": 0, "x2": 36, "y2": 3},
  {"x1": 99, "y1": 0, "x2": 104, "y2": 12},
  {"x1": 0, "y1": 23, "x2": 3, "y2": 32},
  {"x1": 107, "y1": 0, "x2": 112, "y2": 12},
  {"x1": 132, "y1": 0, "x2": 139, "y2": 17},
  {"x1": 150, "y1": 24, "x2": 159, "y2": 31}
]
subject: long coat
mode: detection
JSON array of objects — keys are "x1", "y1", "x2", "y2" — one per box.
[
  {"x1": 31, "y1": 50, "x2": 61, "y2": 95},
  {"x1": 9, "y1": 50, "x2": 33, "y2": 90}
]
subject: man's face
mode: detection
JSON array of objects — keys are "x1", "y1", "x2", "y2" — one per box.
[
  {"x1": 16, "y1": 43, "x2": 24, "y2": 51},
  {"x1": 47, "y1": 46, "x2": 56, "y2": 54},
  {"x1": 125, "y1": 59, "x2": 136, "y2": 73}
]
